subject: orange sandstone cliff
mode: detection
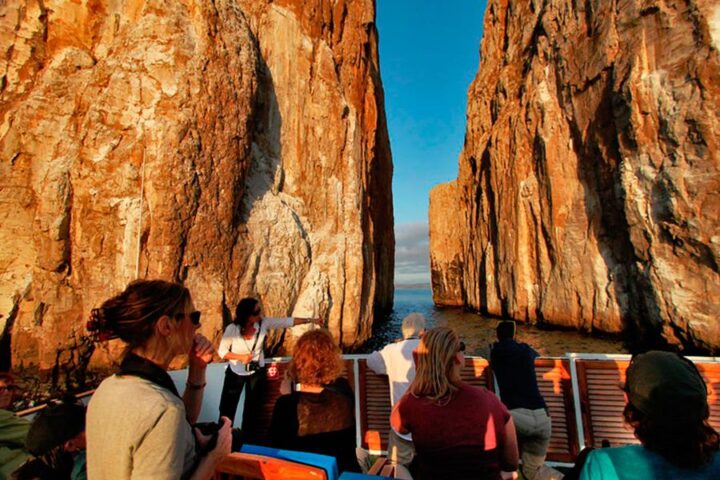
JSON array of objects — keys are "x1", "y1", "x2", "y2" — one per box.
[
  {"x1": 430, "y1": 0, "x2": 720, "y2": 352},
  {"x1": 0, "y1": 0, "x2": 393, "y2": 367}
]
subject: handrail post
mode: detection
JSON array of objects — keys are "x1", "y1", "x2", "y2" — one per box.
[
  {"x1": 568, "y1": 353, "x2": 586, "y2": 452},
  {"x1": 353, "y1": 358, "x2": 362, "y2": 449}
]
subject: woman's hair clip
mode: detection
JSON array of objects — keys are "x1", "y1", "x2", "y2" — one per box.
[{"x1": 86, "y1": 308, "x2": 117, "y2": 342}]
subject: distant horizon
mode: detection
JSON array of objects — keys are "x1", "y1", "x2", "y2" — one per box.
[{"x1": 394, "y1": 282, "x2": 432, "y2": 289}]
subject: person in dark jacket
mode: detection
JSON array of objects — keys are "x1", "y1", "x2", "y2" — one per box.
[
  {"x1": 490, "y1": 321, "x2": 562, "y2": 480},
  {"x1": 11, "y1": 401, "x2": 87, "y2": 480},
  {"x1": 269, "y1": 329, "x2": 359, "y2": 473}
]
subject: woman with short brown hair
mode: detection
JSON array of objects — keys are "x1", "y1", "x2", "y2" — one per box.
[{"x1": 269, "y1": 329, "x2": 360, "y2": 472}]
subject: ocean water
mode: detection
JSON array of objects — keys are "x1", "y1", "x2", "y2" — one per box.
[{"x1": 358, "y1": 288, "x2": 627, "y2": 357}]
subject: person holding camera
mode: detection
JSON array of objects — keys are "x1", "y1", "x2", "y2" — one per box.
[
  {"x1": 217, "y1": 297, "x2": 321, "y2": 440},
  {"x1": 86, "y1": 279, "x2": 232, "y2": 480}
]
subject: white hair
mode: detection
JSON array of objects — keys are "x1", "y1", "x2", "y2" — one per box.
[{"x1": 402, "y1": 313, "x2": 426, "y2": 339}]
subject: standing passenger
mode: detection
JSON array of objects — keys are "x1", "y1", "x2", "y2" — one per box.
[
  {"x1": 490, "y1": 321, "x2": 562, "y2": 480},
  {"x1": 392, "y1": 327, "x2": 519, "y2": 479},
  {"x1": 217, "y1": 297, "x2": 321, "y2": 439},
  {"x1": 366, "y1": 313, "x2": 425, "y2": 478},
  {"x1": 86, "y1": 280, "x2": 231, "y2": 480}
]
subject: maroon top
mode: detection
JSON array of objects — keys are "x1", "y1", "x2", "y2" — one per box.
[{"x1": 396, "y1": 382, "x2": 511, "y2": 480}]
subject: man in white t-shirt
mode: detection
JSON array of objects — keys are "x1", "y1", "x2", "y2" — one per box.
[{"x1": 366, "y1": 312, "x2": 425, "y2": 478}]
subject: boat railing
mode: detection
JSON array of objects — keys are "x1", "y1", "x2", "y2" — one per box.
[{"x1": 16, "y1": 353, "x2": 720, "y2": 465}]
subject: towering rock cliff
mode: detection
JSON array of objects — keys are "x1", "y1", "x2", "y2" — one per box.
[
  {"x1": 0, "y1": 0, "x2": 393, "y2": 368},
  {"x1": 430, "y1": 0, "x2": 720, "y2": 352}
]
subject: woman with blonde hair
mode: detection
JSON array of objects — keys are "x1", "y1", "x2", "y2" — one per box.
[
  {"x1": 269, "y1": 329, "x2": 360, "y2": 472},
  {"x1": 86, "y1": 280, "x2": 231, "y2": 480},
  {"x1": 391, "y1": 327, "x2": 519, "y2": 479}
]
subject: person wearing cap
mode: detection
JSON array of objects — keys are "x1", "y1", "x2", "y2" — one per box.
[
  {"x1": 490, "y1": 321, "x2": 562, "y2": 480},
  {"x1": 11, "y1": 401, "x2": 87, "y2": 480},
  {"x1": 579, "y1": 351, "x2": 720, "y2": 479},
  {"x1": 366, "y1": 312, "x2": 426, "y2": 478},
  {"x1": 0, "y1": 373, "x2": 30, "y2": 480}
]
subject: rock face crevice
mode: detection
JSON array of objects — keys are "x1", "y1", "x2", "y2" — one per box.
[
  {"x1": 430, "y1": 0, "x2": 720, "y2": 352},
  {"x1": 0, "y1": 0, "x2": 393, "y2": 368}
]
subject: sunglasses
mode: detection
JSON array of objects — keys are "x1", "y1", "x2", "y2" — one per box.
[
  {"x1": 175, "y1": 311, "x2": 202, "y2": 326},
  {"x1": 458, "y1": 341, "x2": 466, "y2": 352}
]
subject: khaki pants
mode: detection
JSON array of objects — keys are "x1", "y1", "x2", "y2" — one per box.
[
  {"x1": 511, "y1": 408, "x2": 563, "y2": 480},
  {"x1": 387, "y1": 429, "x2": 415, "y2": 479}
]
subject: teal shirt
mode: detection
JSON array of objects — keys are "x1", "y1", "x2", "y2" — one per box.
[
  {"x1": 579, "y1": 445, "x2": 720, "y2": 480},
  {"x1": 71, "y1": 450, "x2": 87, "y2": 480}
]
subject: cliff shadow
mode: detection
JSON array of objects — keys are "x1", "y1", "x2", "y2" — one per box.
[
  {"x1": 559, "y1": 69, "x2": 666, "y2": 353},
  {"x1": 238, "y1": 38, "x2": 283, "y2": 223}
]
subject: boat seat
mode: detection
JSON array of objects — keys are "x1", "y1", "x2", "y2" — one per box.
[
  {"x1": 238, "y1": 444, "x2": 340, "y2": 480},
  {"x1": 534, "y1": 358, "x2": 579, "y2": 462},
  {"x1": 575, "y1": 359, "x2": 636, "y2": 448},
  {"x1": 214, "y1": 452, "x2": 329, "y2": 480}
]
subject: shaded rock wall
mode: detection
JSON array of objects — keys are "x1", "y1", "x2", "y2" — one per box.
[
  {"x1": 430, "y1": 0, "x2": 720, "y2": 352},
  {"x1": 0, "y1": 0, "x2": 393, "y2": 368}
]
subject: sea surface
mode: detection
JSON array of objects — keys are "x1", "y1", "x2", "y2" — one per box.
[{"x1": 358, "y1": 287, "x2": 627, "y2": 357}]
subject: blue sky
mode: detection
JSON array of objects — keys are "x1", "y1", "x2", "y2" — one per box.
[{"x1": 377, "y1": 1, "x2": 488, "y2": 284}]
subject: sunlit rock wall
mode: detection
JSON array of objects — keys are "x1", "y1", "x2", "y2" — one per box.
[
  {"x1": 0, "y1": 0, "x2": 393, "y2": 368},
  {"x1": 430, "y1": 0, "x2": 720, "y2": 352}
]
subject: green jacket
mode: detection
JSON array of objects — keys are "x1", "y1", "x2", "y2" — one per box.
[{"x1": 0, "y1": 409, "x2": 31, "y2": 480}]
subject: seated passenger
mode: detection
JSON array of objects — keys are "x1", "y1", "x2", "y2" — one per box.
[
  {"x1": 391, "y1": 327, "x2": 519, "y2": 480},
  {"x1": 11, "y1": 401, "x2": 87, "y2": 480},
  {"x1": 0, "y1": 373, "x2": 31, "y2": 479},
  {"x1": 86, "y1": 280, "x2": 231, "y2": 480},
  {"x1": 269, "y1": 329, "x2": 360, "y2": 472},
  {"x1": 579, "y1": 351, "x2": 719, "y2": 480}
]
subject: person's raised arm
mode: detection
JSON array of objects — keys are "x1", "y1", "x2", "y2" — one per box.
[
  {"x1": 291, "y1": 317, "x2": 323, "y2": 327},
  {"x1": 263, "y1": 316, "x2": 323, "y2": 330},
  {"x1": 184, "y1": 334, "x2": 212, "y2": 423}
]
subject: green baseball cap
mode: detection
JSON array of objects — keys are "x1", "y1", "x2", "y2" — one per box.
[{"x1": 625, "y1": 351, "x2": 708, "y2": 423}]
